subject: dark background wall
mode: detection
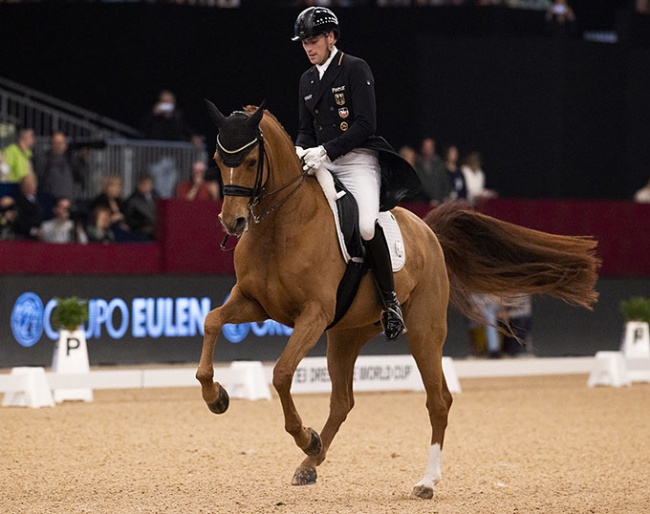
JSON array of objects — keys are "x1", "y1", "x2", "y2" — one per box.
[{"x1": 1, "y1": 4, "x2": 649, "y2": 199}]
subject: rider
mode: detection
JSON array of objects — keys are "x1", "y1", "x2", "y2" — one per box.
[{"x1": 292, "y1": 7, "x2": 420, "y2": 341}]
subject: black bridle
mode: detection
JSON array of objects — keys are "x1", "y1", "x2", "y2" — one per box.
[
  {"x1": 217, "y1": 126, "x2": 306, "y2": 250},
  {"x1": 218, "y1": 126, "x2": 268, "y2": 205}
]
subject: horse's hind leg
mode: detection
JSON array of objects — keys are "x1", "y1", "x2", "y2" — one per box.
[
  {"x1": 405, "y1": 302, "x2": 452, "y2": 499},
  {"x1": 292, "y1": 326, "x2": 376, "y2": 486}
]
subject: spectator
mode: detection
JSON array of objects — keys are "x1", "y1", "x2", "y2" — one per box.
[
  {"x1": 470, "y1": 293, "x2": 502, "y2": 359},
  {"x1": 0, "y1": 195, "x2": 17, "y2": 240},
  {"x1": 545, "y1": 0, "x2": 576, "y2": 35},
  {"x1": 141, "y1": 89, "x2": 197, "y2": 142},
  {"x1": 499, "y1": 294, "x2": 533, "y2": 357},
  {"x1": 444, "y1": 144, "x2": 467, "y2": 201},
  {"x1": 176, "y1": 161, "x2": 220, "y2": 201},
  {"x1": 39, "y1": 197, "x2": 88, "y2": 244},
  {"x1": 33, "y1": 131, "x2": 87, "y2": 204},
  {"x1": 413, "y1": 137, "x2": 450, "y2": 205},
  {"x1": 12, "y1": 173, "x2": 44, "y2": 240},
  {"x1": 398, "y1": 145, "x2": 417, "y2": 169},
  {"x1": 0, "y1": 149, "x2": 10, "y2": 182},
  {"x1": 461, "y1": 150, "x2": 497, "y2": 206},
  {"x1": 86, "y1": 205, "x2": 115, "y2": 244},
  {"x1": 124, "y1": 173, "x2": 159, "y2": 239},
  {"x1": 2, "y1": 127, "x2": 35, "y2": 184},
  {"x1": 89, "y1": 175, "x2": 135, "y2": 241},
  {"x1": 633, "y1": 178, "x2": 650, "y2": 203},
  {"x1": 89, "y1": 175, "x2": 127, "y2": 228}
]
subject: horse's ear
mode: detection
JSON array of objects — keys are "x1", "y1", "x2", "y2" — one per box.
[
  {"x1": 204, "y1": 98, "x2": 227, "y2": 128},
  {"x1": 246, "y1": 100, "x2": 266, "y2": 128}
]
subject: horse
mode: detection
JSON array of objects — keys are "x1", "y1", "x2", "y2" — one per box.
[{"x1": 196, "y1": 102, "x2": 599, "y2": 499}]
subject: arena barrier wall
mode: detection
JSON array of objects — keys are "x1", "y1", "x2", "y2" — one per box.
[{"x1": 0, "y1": 199, "x2": 648, "y2": 276}]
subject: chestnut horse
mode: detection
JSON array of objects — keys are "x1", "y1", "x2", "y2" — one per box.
[{"x1": 196, "y1": 103, "x2": 599, "y2": 499}]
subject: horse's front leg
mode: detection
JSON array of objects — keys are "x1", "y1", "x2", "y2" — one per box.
[
  {"x1": 271, "y1": 304, "x2": 329, "y2": 484},
  {"x1": 196, "y1": 285, "x2": 267, "y2": 414}
]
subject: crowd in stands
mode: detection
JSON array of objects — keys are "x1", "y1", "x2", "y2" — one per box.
[{"x1": 400, "y1": 137, "x2": 498, "y2": 207}]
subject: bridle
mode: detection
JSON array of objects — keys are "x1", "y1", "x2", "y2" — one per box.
[{"x1": 217, "y1": 124, "x2": 306, "y2": 250}]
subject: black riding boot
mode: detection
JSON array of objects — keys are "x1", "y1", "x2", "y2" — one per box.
[{"x1": 364, "y1": 223, "x2": 406, "y2": 341}]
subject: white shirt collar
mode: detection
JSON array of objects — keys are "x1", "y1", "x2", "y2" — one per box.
[{"x1": 316, "y1": 47, "x2": 338, "y2": 79}]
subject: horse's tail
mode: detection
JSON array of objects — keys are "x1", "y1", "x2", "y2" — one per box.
[{"x1": 424, "y1": 201, "x2": 600, "y2": 320}]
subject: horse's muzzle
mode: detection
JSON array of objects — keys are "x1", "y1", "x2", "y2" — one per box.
[{"x1": 219, "y1": 213, "x2": 248, "y2": 236}]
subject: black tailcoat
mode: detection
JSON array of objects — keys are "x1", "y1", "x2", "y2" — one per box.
[{"x1": 296, "y1": 51, "x2": 420, "y2": 210}]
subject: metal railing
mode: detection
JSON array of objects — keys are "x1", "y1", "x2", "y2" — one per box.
[
  {"x1": 1, "y1": 76, "x2": 207, "y2": 200},
  {"x1": 0, "y1": 76, "x2": 142, "y2": 148},
  {"x1": 32, "y1": 137, "x2": 208, "y2": 200}
]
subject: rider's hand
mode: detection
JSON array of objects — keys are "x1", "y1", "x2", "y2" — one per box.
[
  {"x1": 302, "y1": 145, "x2": 329, "y2": 174},
  {"x1": 295, "y1": 146, "x2": 308, "y2": 160}
]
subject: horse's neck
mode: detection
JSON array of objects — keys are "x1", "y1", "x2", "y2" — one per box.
[{"x1": 255, "y1": 177, "x2": 324, "y2": 237}]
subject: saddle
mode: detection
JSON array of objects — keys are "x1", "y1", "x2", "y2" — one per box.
[{"x1": 314, "y1": 168, "x2": 406, "y2": 329}]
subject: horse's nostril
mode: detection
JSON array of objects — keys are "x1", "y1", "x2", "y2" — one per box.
[{"x1": 234, "y1": 217, "x2": 247, "y2": 234}]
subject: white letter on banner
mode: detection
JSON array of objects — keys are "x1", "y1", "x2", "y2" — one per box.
[
  {"x1": 106, "y1": 299, "x2": 128, "y2": 339},
  {"x1": 175, "y1": 298, "x2": 189, "y2": 337},
  {"x1": 132, "y1": 298, "x2": 147, "y2": 338},
  {"x1": 163, "y1": 298, "x2": 177, "y2": 337}
]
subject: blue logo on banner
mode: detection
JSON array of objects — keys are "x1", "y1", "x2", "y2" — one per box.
[{"x1": 11, "y1": 292, "x2": 44, "y2": 347}]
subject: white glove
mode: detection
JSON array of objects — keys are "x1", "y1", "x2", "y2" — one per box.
[
  {"x1": 295, "y1": 146, "x2": 308, "y2": 160},
  {"x1": 302, "y1": 145, "x2": 329, "y2": 174}
]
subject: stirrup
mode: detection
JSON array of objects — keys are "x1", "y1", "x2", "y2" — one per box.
[{"x1": 381, "y1": 303, "x2": 406, "y2": 341}]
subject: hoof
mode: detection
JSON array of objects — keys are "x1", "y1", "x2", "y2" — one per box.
[
  {"x1": 302, "y1": 427, "x2": 322, "y2": 456},
  {"x1": 291, "y1": 466, "x2": 317, "y2": 486},
  {"x1": 207, "y1": 384, "x2": 229, "y2": 414},
  {"x1": 410, "y1": 485, "x2": 434, "y2": 500}
]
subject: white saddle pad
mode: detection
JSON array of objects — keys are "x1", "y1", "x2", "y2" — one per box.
[{"x1": 315, "y1": 167, "x2": 405, "y2": 272}]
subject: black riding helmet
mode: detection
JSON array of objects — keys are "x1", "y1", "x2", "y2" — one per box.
[{"x1": 291, "y1": 6, "x2": 340, "y2": 42}]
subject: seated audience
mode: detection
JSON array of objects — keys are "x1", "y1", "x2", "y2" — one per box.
[
  {"x1": 125, "y1": 173, "x2": 159, "y2": 240},
  {"x1": 176, "y1": 161, "x2": 220, "y2": 201},
  {"x1": 12, "y1": 173, "x2": 44, "y2": 240},
  {"x1": 40, "y1": 197, "x2": 88, "y2": 244},
  {"x1": 461, "y1": 150, "x2": 498, "y2": 206},
  {"x1": 86, "y1": 205, "x2": 116, "y2": 244},
  {"x1": 89, "y1": 175, "x2": 138, "y2": 241},
  {"x1": 633, "y1": 178, "x2": 650, "y2": 203},
  {"x1": 0, "y1": 195, "x2": 17, "y2": 240}
]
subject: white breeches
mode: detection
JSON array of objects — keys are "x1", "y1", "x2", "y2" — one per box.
[{"x1": 323, "y1": 149, "x2": 381, "y2": 241}]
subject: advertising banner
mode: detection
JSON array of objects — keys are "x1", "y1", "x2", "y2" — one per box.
[{"x1": 0, "y1": 275, "x2": 302, "y2": 368}]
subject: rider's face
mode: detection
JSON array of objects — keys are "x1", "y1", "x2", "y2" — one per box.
[{"x1": 302, "y1": 32, "x2": 334, "y2": 66}]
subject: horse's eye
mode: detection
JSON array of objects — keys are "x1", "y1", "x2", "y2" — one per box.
[{"x1": 248, "y1": 159, "x2": 257, "y2": 169}]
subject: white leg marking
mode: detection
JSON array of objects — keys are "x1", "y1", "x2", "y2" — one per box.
[{"x1": 415, "y1": 443, "x2": 442, "y2": 489}]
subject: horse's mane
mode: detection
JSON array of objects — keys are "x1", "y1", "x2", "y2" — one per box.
[{"x1": 242, "y1": 105, "x2": 295, "y2": 150}]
